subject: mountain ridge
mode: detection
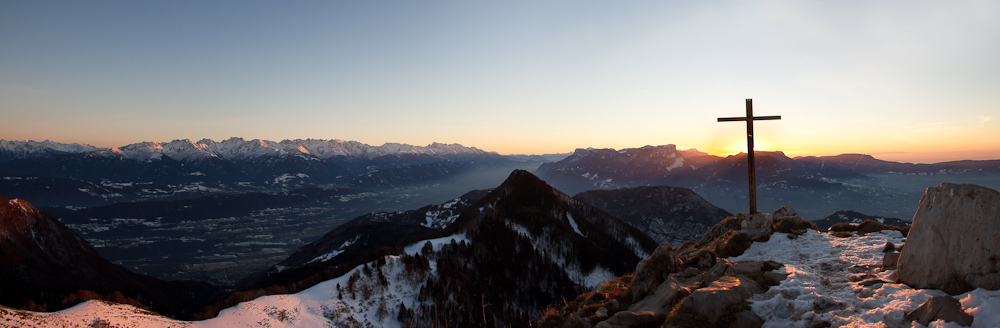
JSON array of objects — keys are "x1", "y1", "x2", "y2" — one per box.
[
  {"x1": 0, "y1": 138, "x2": 497, "y2": 163},
  {"x1": 535, "y1": 145, "x2": 1000, "y2": 219},
  {"x1": 573, "y1": 186, "x2": 733, "y2": 246}
]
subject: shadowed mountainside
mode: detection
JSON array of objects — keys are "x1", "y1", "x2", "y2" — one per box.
[{"x1": 0, "y1": 196, "x2": 220, "y2": 318}]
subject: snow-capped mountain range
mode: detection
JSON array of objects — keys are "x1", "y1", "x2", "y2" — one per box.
[
  {"x1": 0, "y1": 138, "x2": 531, "y2": 208},
  {"x1": 0, "y1": 140, "x2": 102, "y2": 162},
  {"x1": 0, "y1": 138, "x2": 494, "y2": 163}
]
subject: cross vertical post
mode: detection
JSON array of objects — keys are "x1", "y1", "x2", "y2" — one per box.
[
  {"x1": 717, "y1": 99, "x2": 781, "y2": 214},
  {"x1": 746, "y1": 99, "x2": 757, "y2": 214}
]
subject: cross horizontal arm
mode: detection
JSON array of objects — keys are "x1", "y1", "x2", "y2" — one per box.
[{"x1": 717, "y1": 115, "x2": 781, "y2": 122}]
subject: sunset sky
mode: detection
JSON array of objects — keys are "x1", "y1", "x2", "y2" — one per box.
[{"x1": 2, "y1": 1, "x2": 998, "y2": 163}]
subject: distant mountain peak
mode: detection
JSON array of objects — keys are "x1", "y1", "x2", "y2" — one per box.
[
  {"x1": 1, "y1": 197, "x2": 42, "y2": 230},
  {"x1": 678, "y1": 148, "x2": 711, "y2": 157},
  {"x1": 503, "y1": 168, "x2": 544, "y2": 184},
  {"x1": 0, "y1": 139, "x2": 104, "y2": 162}
]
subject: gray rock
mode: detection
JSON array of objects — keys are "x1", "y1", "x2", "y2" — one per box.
[
  {"x1": 594, "y1": 311, "x2": 666, "y2": 328},
  {"x1": 771, "y1": 215, "x2": 818, "y2": 236},
  {"x1": 807, "y1": 321, "x2": 832, "y2": 328},
  {"x1": 897, "y1": 183, "x2": 1000, "y2": 291},
  {"x1": 628, "y1": 274, "x2": 702, "y2": 314},
  {"x1": 706, "y1": 258, "x2": 734, "y2": 284},
  {"x1": 628, "y1": 243, "x2": 681, "y2": 302},
  {"x1": 729, "y1": 310, "x2": 764, "y2": 328},
  {"x1": 881, "y1": 252, "x2": 900, "y2": 271},
  {"x1": 679, "y1": 267, "x2": 701, "y2": 278},
  {"x1": 727, "y1": 261, "x2": 768, "y2": 276},
  {"x1": 688, "y1": 249, "x2": 717, "y2": 270},
  {"x1": 727, "y1": 261, "x2": 785, "y2": 285},
  {"x1": 596, "y1": 307, "x2": 609, "y2": 319},
  {"x1": 680, "y1": 276, "x2": 764, "y2": 324},
  {"x1": 772, "y1": 206, "x2": 798, "y2": 219},
  {"x1": 741, "y1": 212, "x2": 773, "y2": 230},
  {"x1": 763, "y1": 271, "x2": 789, "y2": 286},
  {"x1": 904, "y1": 295, "x2": 974, "y2": 326}
]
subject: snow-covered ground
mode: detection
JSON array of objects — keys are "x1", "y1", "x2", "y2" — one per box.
[{"x1": 731, "y1": 230, "x2": 1000, "y2": 328}]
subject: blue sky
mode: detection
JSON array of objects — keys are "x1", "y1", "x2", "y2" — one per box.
[{"x1": 2, "y1": 0, "x2": 998, "y2": 162}]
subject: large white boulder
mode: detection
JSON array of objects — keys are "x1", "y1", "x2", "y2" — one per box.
[{"x1": 897, "y1": 183, "x2": 1000, "y2": 291}]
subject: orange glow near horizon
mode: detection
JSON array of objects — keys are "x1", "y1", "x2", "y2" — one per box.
[{"x1": 4, "y1": 133, "x2": 998, "y2": 165}]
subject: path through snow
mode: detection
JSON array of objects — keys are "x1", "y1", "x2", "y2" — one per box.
[{"x1": 730, "y1": 230, "x2": 1000, "y2": 328}]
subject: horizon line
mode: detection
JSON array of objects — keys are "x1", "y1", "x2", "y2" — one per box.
[{"x1": 3, "y1": 137, "x2": 999, "y2": 165}]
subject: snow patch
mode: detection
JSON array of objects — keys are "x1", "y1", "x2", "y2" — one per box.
[
  {"x1": 306, "y1": 236, "x2": 361, "y2": 265},
  {"x1": 403, "y1": 233, "x2": 470, "y2": 256},
  {"x1": 664, "y1": 158, "x2": 684, "y2": 171},
  {"x1": 273, "y1": 173, "x2": 309, "y2": 184},
  {"x1": 422, "y1": 197, "x2": 462, "y2": 229},
  {"x1": 566, "y1": 213, "x2": 583, "y2": 236}
]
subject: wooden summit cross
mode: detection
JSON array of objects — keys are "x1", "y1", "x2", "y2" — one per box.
[{"x1": 717, "y1": 99, "x2": 781, "y2": 214}]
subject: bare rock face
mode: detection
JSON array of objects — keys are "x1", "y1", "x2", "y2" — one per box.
[
  {"x1": 881, "y1": 252, "x2": 901, "y2": 271},
  {"x1": 627, "y1": 274, "x2": 702, "y2": 314},
  {"x1": 897, "y1": 183, "x2": 1000, "y2": 292},
  {"x1": 772, "y1": 206, "x2": 798, "y2": 219},
  {"x1": 628, "y1": 243, "x2": 681, "y2": 302},
  {"x1": 595, "y1": 311, "x2": 666, "y2": 328},
  {"x1": 679, "y1": 276, "x2": 764, "y2": 324},
  {"x1": 741, "y1": 212, "x2": 772, "y2": 230}
]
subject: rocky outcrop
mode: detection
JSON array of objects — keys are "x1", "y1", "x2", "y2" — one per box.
[
  {"x1": 897, "y1": 183, "x2": 1000, "y2": 293},
  {"x1": 540, "y1": 211, "x2": 792, "y2": 328},
  {"x1": 904, "y1": 296, "x2": 974, "y2": 326},
  {"x1": 627, "y1": 244, "x2": 682, "y2": 302},
  {"x1": 626, "y1": 274, "x2": 701, "y2": 314},
  {"x1": 881, "y1": 252, "x2": 900, "y2": 271},
  {"x1": 678, "y1": 276, "x2": 764, "y2": 325},
  {"x1": 595, "y1": 311, "x2": 666, "y2": 328}
]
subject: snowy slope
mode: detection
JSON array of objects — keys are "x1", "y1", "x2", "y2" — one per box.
[
  {"x1": 0, "y1": 236, "x2": 466, "y2": 328},
  {"x1": 260, "y1": 190, "x2": 487, "y2": 276},
  {"x1": 731, "y1": 230, "x2": 1000, "y2": 328}
]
